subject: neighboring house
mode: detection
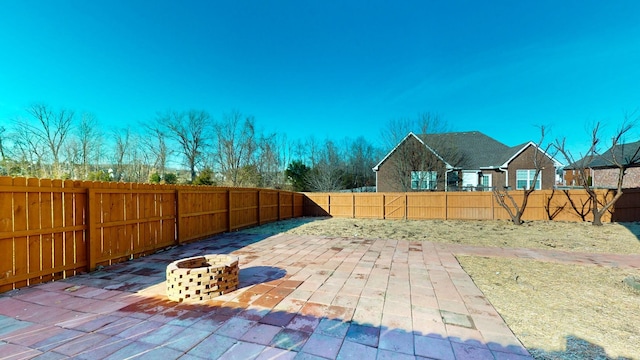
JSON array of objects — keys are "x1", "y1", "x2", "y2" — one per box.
[
  {"x1": 373, "y1": 131, "x2": 562, "y2": 192},
  {"x1": 563, "y1": 167, "x2": 591, "y2": 187},
  {"x1": 564, "y1": 140, "x2": 640, "y2": 189}
]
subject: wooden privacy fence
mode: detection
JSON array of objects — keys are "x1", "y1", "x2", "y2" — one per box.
[
  {"x1": 3, "y1": 178, "x2": 638, "y2": 294},
  {"x1": 0, "y1": 176, "x2": 303, "y2": 293},
  {"x1": 304, "y1": 189, "x2": 640, "y2": 223}
]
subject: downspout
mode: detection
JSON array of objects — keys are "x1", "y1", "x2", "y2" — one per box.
[
  {"x1": 445, "y1": 168, "x2": 453, "y2": 192},
  {"x1": 499, "y1": 167, "x2": 508, "y2": 189},
  {"x1": 373, "y1": 167, "x2": 379, "y2": 192},
  {"x1": 444, "y1": 160, "x2": 456, "y2": 191}
]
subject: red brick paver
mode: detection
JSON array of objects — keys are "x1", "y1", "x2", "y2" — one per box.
[{"x1": 6, "y1": 232, "x2": 627, "y2": 359}]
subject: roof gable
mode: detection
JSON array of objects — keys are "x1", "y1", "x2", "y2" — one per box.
[
  {"x1": 501, "y1": 142, "x2": 564, "y2": 168},
  {"x1": 373, "y1": 132, "x2": 446, "y2": 170}
]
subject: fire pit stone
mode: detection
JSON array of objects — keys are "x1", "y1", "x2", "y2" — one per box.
[{"x1": 166, "y1": 254, "x2": 239, "y2": 302}]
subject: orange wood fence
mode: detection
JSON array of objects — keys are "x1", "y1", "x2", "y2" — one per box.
[
  {"x1": 304, "y1": 189, "x2": 640, "y2": 223},
  {"x1": 0, "y1": 176, "x2": 303, "y2": 293},
  {"x1": 3, "y1": 176, "x2": 638, "y2": 294}
]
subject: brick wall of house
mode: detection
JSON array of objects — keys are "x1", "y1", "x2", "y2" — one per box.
[
  {"x1": 376, "y1": 135, "x2": 448, "y2": 192},
  {"x1": 376, "y1": 155, "x2": 403, "y2": 192},
  {"x1": 593, "y1": 167, "x2": 640, "y2": 188},
  {"x1": 506, "y1": 145, "x2": 556, "y2": 189},
  {"x1": 480, "y1": 169, "x2": 506, "y2": 190},
  {"x1": 564, "y1": 168, "x2": 591, "y2": 186}
]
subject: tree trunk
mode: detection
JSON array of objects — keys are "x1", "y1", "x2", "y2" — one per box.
[{"x1": 592, "y1": 210, "x2": 604, "y2": 226}]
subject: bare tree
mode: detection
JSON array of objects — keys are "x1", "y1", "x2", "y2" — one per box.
[
  {"x1": 275, "y1": 133, "x2": 294, "y2": 188},
  {"x1": 562, "y1": 189, "x2": 592, "y2": 222},
  {"x1": 493, "y1": 126, "x2": 552, "y2": 225},
  {"x1": 256, "y1": 132, "x2": 286, "y2": 188},
  {"x1": 212, "y1": 110, "x2": 257, "y2": 186},
  {"x1": 142, "y1": 124, "x2": 170, "y2": 178},
  {"x1": 161, "y1": 110, "x2": 210, "y2": 182},
  {"x1": 128, "y1": 137, "x2": 153, "y2": 183},
  {"x1": 112, "y1": 128, "x2": 131, "y2": 181},
  {"x1": 543, "y1": 189, "x2": 566, "y2": 220},
  {"x1": 108, "y1": 128, "x2": 152, "y2": 182},
  {"x1": 77, "y1": 113, "x2": 102, "y2": 179},
  {"x1": 305, "y1": 136, "x2": 322, "y2": 169},
  {"x1": 380, "y1": 113, "x2": 456, "y2": 191},
  {"x1": 25, "y1": 104, "x2": 75, "y2": 178},
  {"x1": 0, "y1": 126, "x2": 6, "y2": 161},
  {"x1": 12, "y1": 120, "x2": 47, "y2": 177},
  {"x1": 555, "y1": 119, "x2": 640, "y2": 225},
  {"x1": 0, "y1": 126, "x2": 13, "y2": 175},
  {"x1": 290, "y1": 138, "x2": 309, "y2": 166},
  {"x1": 306, "y1": 140, "x2": 345, "y2": 191},
  {"x1": 60, "y1": 112, "x2": 103, "y2": 180},
  {"x1": 62, "y1": 137, "x2": 80, "y2": 179},
  {"x1": 345, "y1": 137, "x2": 379, "y2": 190}
]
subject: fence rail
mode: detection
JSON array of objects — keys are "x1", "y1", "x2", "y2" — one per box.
[{"x1": 0, "y1": 176, "x2": 303, "y2": 293}]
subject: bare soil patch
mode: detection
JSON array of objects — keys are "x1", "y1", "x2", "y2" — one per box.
[{"x1": 242, "y1": 217, "x2": 640, "y2": 359}]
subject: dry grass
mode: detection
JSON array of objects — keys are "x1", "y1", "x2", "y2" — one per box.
[
  {"x1": 458, "y1": 257, "x2": 640, "y2": 360},
  {"x1": 242, "y1": 217, "x2": 640, "y2": 359},
  {"x1": 245, "y1": 217, "x2": 640, "y2": 254}
]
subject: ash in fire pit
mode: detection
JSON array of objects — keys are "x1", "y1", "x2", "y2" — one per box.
[{"x1": 166, "y1": 254, "x2": 239, "y2": 302}]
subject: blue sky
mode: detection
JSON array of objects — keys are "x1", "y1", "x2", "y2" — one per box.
[{"x1": 1, "y1": 1, "x2": 640, "y2": 156}]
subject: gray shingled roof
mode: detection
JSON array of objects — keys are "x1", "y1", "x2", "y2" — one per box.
[
  {"x1": 417, "y1": 131, "x2": 518, "y2": 169},
  {"x1": 570, "y1": 140, "x2": 640, "y2": 169}
]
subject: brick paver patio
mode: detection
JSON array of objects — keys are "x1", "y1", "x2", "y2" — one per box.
[{"x1": 0, "y1": 231, "x2": 595, "y2": 359}]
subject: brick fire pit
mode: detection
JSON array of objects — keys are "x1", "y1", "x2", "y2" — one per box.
[{"x1": 166, "y1": 254, "x2": 239, "y2": 302}]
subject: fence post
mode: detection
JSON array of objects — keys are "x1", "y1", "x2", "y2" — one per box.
[
  {"x1": 227, "y1": 189, "x2": 233, "y2": 231},
  {"x1": 405, "y1": 193, "x2": 408, "y2": 220},
  {"x1": 491, "y1": 191, "x2": 496, "y2": 220},
  {"x1": 327, "y1": 194, "x2": 331, "y2": 216},
  {"x1": 445, "y1": 191, "x2": 448, "y2": 220},
  {"x1": 277, "y1": 191, "x2": 281, "y2": 220},
  {"x1": 382, "y1": 194, "x2": 385, "y2": 219},
  {"x1": 352, "y1": 194, "x2": 356, "y2": 218},
  {"x1": 86, "y1": 188, "x2": 97, "y2": 272},
  {"x1": 292, "y1": 192, "x2": 295, "y2": 219},
  {"x1": 175, "y1": 189, "x2": 182, "y2": 245},
  {"x1": 257, "y1": 190, "x2": 261, "y2": 225}
]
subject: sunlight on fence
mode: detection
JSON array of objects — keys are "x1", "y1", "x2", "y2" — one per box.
[
  {"x1": 2, "y1": 175, "x2": 637, "y2": 294},
  {"x1": 0, "y1": 176, "x2": 303, "y2": 293},
  {"x1": 303, "y1": 189, "x2": 637, "y2": 223}
]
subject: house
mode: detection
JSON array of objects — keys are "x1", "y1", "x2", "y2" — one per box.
[
  {"x1": 373, "y1": 131, "x2": 562, "y2": 192},
  {"x1": 564, "y1": 140, "x2": 640, "y2": 189}
]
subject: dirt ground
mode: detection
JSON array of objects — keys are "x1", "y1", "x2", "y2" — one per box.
[{"x1": 242, "y1": 217, "x2": 640, "y2": 359}]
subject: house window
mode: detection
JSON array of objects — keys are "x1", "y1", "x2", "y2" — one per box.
[
  {"x1": 516, "y1": 169, "x2": 541, "y2": 190},
  {"x1": 481, "y1": 174, "x2": 492, "y2": 188},
  {"x1": 411, "y1": 171, "x2": 437, "y2": 190}
]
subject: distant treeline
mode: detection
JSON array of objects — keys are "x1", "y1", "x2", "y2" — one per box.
[{"x1": 0, "y1": 104, "x2": 396, "y2": 191}]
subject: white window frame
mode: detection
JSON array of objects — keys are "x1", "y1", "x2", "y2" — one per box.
[
  {"x1": 516, "y1": 169, "x2": 541, "y2": 190},
  {"x1": 411, "y1": 171, "x2": 437, "y2": 190}
]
